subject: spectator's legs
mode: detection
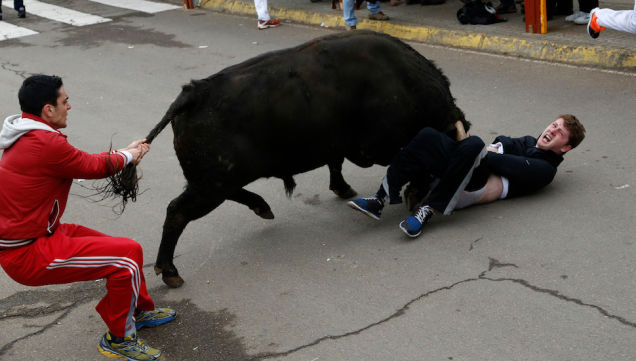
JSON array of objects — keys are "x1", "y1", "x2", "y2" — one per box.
[
  {"x1": 579, "y1": 0, "x2": 598, "y2": 14},
  {"x1": 367, "y1": 0, "x2": 382, "y2": 14},
  {"x1": 554, "y1": 0, "x2": 572, "y2": 15},
  {"x1": 13, "y1": 0, "x2": 24, "y2": 12},
  {"x1": 343, "y1": 0, "x2": 357, "y2": 26},
  {"x1": 254, "y1": 0, "x2": 271, "y2": 21},
  {"x1": 595, "y1": 2, "x2": 636, "y2": 33},
  {"x1": 578, "y1": 0, "x2": 598, "y2": 13}
]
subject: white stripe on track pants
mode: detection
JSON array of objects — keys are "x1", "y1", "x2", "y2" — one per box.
[{"x1": 0, "y1": 223, "x2": 155, "y2": 338}]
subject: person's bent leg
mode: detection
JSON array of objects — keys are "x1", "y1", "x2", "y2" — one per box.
[
  {"x1": 0, "y1": 223, "x2": 169, "y2": 360},
  {"x1": 399, "y1": 135, "x2": 486, "y2": 238},
  {"x1": 348, "y1": 128, "x2": 449, "y2": 220},
  {"x1": 35, "y1": 224, "x2": 155, "y2": 337},
  {"x1": 55, "y1": 224, "x2": 156, "y2": 324},
  {"x1": 384, "y1": 128, "x2": 457, "y2": 205},
  {"x1": 426, "y1": 135, "x2": 487, "y2": 214}
]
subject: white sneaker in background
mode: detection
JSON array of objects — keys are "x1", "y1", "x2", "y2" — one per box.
[
  {"x1": 565, "y1": 10, "x2": 585, "y2": 21},
  {"x1": 573, "y1": 12, "x2": 591, "y2": 24}
]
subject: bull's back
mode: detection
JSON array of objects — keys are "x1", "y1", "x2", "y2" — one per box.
[{"x1": 172, "y1": 31, "x2": 463, "y2": 180}]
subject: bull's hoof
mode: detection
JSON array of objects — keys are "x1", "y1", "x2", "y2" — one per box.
[
  {"x1": 331, "y1": 187, "x2": 357, "y2": 199},
  {"x1": 154, "y1": 264, "x2": 185, "y2": 288},
  {"x1": 163, "y1": 275, "x2": 185, "y2": 288},
  {"x1": 154, "y1": 265, "x2": 163, "y2": 275},
  {"x1": 254, "y1": 207, "x2": 275, "y2": 219}
]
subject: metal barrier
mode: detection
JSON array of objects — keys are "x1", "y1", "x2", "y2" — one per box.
[{"x1": 524, "y1": 0, "x2": 547, "y2": 33}]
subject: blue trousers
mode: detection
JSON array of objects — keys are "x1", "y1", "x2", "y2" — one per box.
[{"x1": 343, "y1": 0, "x2": 382, "y2": 26}]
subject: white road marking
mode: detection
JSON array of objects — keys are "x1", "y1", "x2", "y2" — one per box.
[
  {"x1": 88, "y1": 0, "x2": 181, "y2": 14},
  {"x1": 4, "y1": 0, "x2": 111, "y2": 26},
  {"x1": 0, "y1": 21, "x2": 38, "y2": 41}
]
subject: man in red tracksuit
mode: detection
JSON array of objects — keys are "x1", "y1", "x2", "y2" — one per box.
[{"x1": 0, "y1": 75, "x2": 174, "y2": 360}]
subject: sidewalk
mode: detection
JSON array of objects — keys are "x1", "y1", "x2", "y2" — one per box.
[{"x1": 199, "y1": 0, "x2": 636, "y2": 70}]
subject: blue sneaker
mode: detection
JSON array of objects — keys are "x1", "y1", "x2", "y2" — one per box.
[
  {"x1": 135, "y1": 307, "x2": 176, "y2": 330},
  {"x1": 347, "y1": 197, "x2": 384, "y2": 220},
  {"x1": 399, "y1": 205, "x2": 434, "y2": 238}
]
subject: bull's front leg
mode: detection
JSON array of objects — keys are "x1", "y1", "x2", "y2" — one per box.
[
  {"x1": 328, "y1": 159, "x2": 357, "y2": 199},
  {"x1": 227, "y1": 188, "x2": 274, "y2": 219},
  {"x1": 155, "y1": 186, "x2": 225, "y2": 288}
]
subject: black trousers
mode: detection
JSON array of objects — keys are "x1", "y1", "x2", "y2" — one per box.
[
  {"x1": 383, "y1": 128, "x2": 487, "y2": 215},
  {"x1": 577, "y1": 0, "x2": 598, "y2": 13},
  {"x1": 0, "y1": 0, "x2": 25, "y2": 13}
]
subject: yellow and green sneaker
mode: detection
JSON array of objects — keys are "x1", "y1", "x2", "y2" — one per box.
[
  {"x1": 98, "y1": 331, "x2": 163, "y2": 360},
  {"x1": 135, "y1": 307, "x2": 176, "y2": 330}
]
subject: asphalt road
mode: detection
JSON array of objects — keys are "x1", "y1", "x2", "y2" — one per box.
[{"x1": 1, "y1": 2, "x2": 635, "y2": 360}]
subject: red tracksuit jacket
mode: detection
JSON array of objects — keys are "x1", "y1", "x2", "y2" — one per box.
[{"x1": 0, "y1": 113, "x2": 127, "y2": 240}]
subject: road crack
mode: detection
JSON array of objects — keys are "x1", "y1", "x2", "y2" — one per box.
[
  {"x1": 248, "y1": 277, "x2": 482, "y2": 361},
  {"x1": 481, "y1": 276, "x2": 636, "y2": 328},
  {"x1": 249, "y1": 257, "x2": 634, "y2": 360},
  {"x1": 0, "y1": 303, "x2": 76, "y2": 355},
  {"x1": 0, "y1": 62, "x2": 32, "y2": 79}
]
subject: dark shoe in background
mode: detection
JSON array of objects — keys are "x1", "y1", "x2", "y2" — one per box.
[
  {"x1": 495, "y1": 4, "x2": 516, "y2": 14},
  {"x1": 368, "y1": 11, "x2": 390, "y2": 20}
]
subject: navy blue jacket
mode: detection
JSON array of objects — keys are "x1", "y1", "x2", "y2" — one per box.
[{"x1": 484, "y1": 135, "x2": 564, "y2": 198}]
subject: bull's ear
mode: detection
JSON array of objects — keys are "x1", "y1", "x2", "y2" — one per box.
[{"x1": 455, "y1": 120, "x2": 468, "y2": 141}]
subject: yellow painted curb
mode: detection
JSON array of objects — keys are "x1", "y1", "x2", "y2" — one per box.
[{"x1": 200, "y1": 0, "x2": 636, "y2": 70}]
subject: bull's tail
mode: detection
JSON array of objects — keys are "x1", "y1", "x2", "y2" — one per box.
[
  {"x1": 147, "y1": 84, "x2": 196, "y2": 144},
  {"x1": 102, "y1": 84, "x2": 196, "y2": 212}
]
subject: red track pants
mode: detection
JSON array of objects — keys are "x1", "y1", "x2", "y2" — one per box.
[{"x1": 0, "y1": 224, "x2": 155, "y2": 338}]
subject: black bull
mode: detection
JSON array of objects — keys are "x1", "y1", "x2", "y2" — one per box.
[{"x1": 114, "y1": 31, "x2": 471, "y2": 288}]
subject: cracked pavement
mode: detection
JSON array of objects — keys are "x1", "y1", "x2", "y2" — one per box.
[
  {"x1": 1, "y1": 255, "x2": 635, "y2": 360},
  {"x1": 1, "y1": 3, "x2": 635, "y2": 360}
]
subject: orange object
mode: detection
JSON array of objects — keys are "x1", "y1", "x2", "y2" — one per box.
[
  {"x1": 589, "y1": 12, "x2": 605, "y2": 32},
  {"x1": 524, "y1": 0, "x2": 547, "y2": 33},
  {"x1": 184, "y1": 0, "x2": 194, "y2": 9}
]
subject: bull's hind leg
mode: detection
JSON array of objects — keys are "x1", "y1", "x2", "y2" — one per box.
[
  {"x1": 227, "y1": 188, "x2": 274, "y2": 219},
  {"x1": 328, "y1": 159, "x2": 357, "y2": 199},
  {"x1": 155, "y1": 186, "x2": 224, "y2": 288}
]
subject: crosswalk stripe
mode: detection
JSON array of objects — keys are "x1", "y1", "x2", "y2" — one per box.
[
  {"x1": 88, "y1": 0, "x2": 181, "y2": 14},
  {"x1": 4, "y1": 0, "x2": 111, "y2": 26},
  {"x1": 0, "y1": 21, "x2": 39, "y2": 41}
]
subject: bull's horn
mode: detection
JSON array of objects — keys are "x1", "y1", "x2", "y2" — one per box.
[{"x1": 455, "y1": 120, "x2": 467, "y2": 141}]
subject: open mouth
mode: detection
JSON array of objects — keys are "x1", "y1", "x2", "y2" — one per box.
[{"x1": 542, "y1": 134, "x2": 552, "y2": 142}]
